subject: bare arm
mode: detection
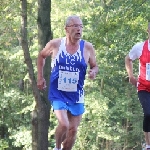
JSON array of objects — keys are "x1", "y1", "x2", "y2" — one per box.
[
  {"x1": 37, "y1": 41, "x2": 53, "y2": 90},
  {"x1": 125, "y1": 54, "x2": 133, "y2": 77},
  {"x1": 87, "y1": 43, "x2": 99, "y2": 79},
  {"x1": 125, "y1": 54, "x2": 137, "y2": 86}
]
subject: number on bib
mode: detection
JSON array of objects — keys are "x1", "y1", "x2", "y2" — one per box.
[{"x1": 58, "y1": 70, "x2": 79, "y2": 91}]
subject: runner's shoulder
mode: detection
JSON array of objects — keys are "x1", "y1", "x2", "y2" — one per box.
[
  {"x1": 83, "y1": 40, "x2": 95, "y2": 52},
  {"x1": 49, "y1": 38, "x2": 62, "y2": 48}
]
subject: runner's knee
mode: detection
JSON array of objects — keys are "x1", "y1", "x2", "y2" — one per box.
[
  {"x1": 59, "y1": 122, "x2": 69, "y2": 131},
  {"x1": 69, "y1": 126, "x2": 78, "y2": 135}
]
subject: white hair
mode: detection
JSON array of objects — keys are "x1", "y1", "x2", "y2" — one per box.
[{"x1": 65, "y1": 15, "x2": 81, "y2": 27}]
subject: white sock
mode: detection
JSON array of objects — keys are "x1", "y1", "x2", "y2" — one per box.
[
  {"x1": 53, "y1": 148, "x2": 62, "y2": 150},
  {"x1": 146, "y1": 145, "x2": 150, "y2": 148}
]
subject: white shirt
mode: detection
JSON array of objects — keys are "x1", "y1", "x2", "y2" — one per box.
[{"x1": 129, "y1": 40, "x2": 150, "y2": 60}]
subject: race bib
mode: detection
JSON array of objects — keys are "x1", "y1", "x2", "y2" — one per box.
[
  {"x1": 58, "y1": 70, "x2": 79, "y2": 91},
  {"x1": 146, "y1": 63, "x2": 150, "y2": 81}
]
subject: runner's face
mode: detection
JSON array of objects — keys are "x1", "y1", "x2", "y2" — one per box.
[{"x1": 66, "y1": 18, "x2": 83, "y2": 40}]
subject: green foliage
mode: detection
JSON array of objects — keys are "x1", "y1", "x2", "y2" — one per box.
[
  {"x1": 10, "y1": 126, "x2": 32, "y2": 150},
  {"x1": 0, "y1": 0, "x2": 37, "y2": 149},
  {"x1": 0, "y1": 139, "x2": 9, "y2": 149}
]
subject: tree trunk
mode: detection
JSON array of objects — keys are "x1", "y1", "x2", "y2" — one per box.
[{"x1": 20, "y1": 0, "x2": 51, "y2": 149}]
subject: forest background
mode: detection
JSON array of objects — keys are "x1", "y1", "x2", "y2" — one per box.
[{"x1": 1, "y1": 0, "x2": 150, "y2": 150}]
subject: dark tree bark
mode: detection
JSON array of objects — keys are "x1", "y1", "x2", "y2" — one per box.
[{"x1": 20, "y1": 0, "x2": 51, "y2": 150}]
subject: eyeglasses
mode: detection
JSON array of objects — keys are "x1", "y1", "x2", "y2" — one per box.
[{"x1": 67, "y1": 24, "x2": 83, "y2": 28}]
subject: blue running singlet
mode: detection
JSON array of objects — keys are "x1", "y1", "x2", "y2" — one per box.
[{"x1": 48, "y1": 37, "x2": 87, "y2": 104}]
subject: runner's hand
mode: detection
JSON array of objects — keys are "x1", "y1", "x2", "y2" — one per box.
[
  {"x1": 37, "y1": 78, "x2": 47, "y2": 90},
  {"x1": 88, "y1": 69, "x2": 96, "y2": 80},
  {"x1": 129, "y1": 76, "x2": 137, "y2": 87}
]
